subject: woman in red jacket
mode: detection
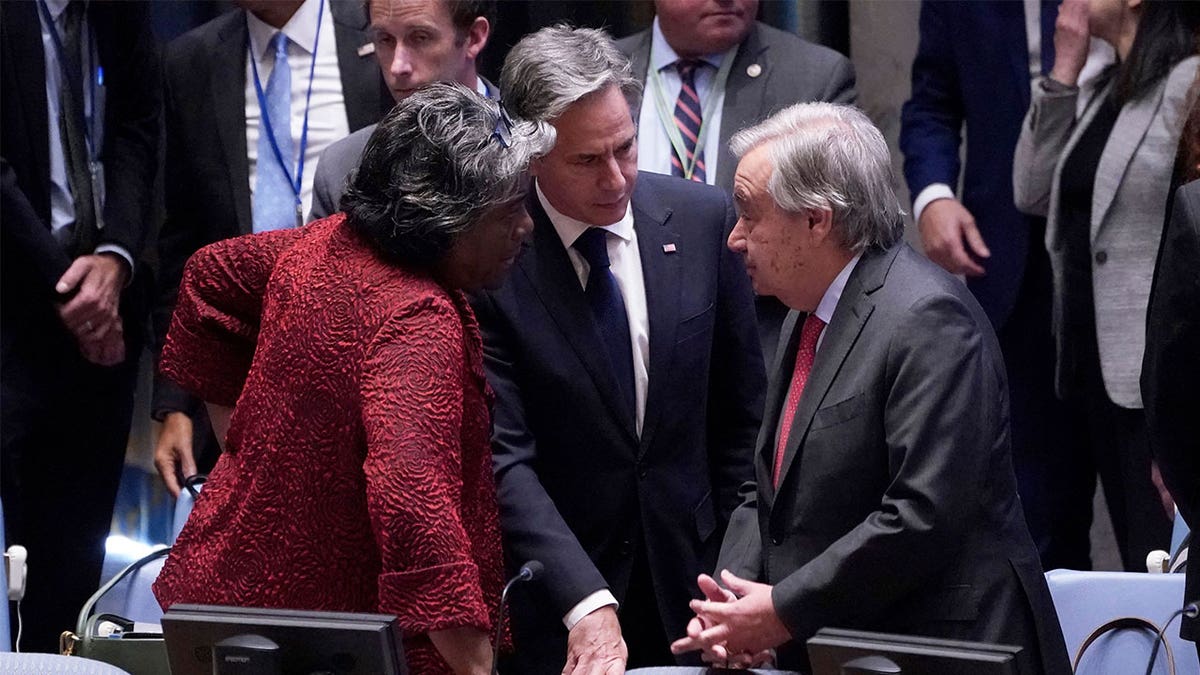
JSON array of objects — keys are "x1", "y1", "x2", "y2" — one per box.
[{"x1": 153, "y1": 83, "x2": 554, "y2": 675}]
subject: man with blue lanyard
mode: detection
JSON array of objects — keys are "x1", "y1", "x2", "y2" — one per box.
[
  {"x1": 618, "y1": 0, "x2": 856, "y2": 356},
  {"x1": 308, "y1": 0, "x2": 497, "y2": 222},
  {"x1": 1, "y1": 0, "x2": 160, "y2": 652},
  {"x1": 152, "y1": 0, "x2": 391, "y2": 497}
]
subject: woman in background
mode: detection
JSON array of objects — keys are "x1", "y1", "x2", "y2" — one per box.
[
  {"x1": 1013, "y1": 0, "x2": 1199, "y2": 571},
  {"x1": 153, "y1": 83, "x2": 554, "y2": 675}
]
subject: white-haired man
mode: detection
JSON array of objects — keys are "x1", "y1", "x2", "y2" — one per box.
[{"x1": 672, "y1": 103, "x2": 1072, "y2": 675}]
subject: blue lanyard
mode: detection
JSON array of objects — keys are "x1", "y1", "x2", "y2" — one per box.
[
  {"x1": 36, "y1": 0, "x2": 101, "y2": 163},
  {"x1": 247, "y1": 0, "x2": 323, "y2": 203}
]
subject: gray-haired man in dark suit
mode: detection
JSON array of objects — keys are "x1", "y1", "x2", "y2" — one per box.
[{"x1": 672, "y1": 102, "x2": 1071, "y2": 675}]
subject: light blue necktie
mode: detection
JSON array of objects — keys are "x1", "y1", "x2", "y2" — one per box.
[{"x1": 253, "y1": 31, "x2": 296, "y2": 232}]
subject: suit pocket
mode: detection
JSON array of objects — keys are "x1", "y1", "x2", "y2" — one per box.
[
  {"x1": 811, "y1": 392, "x2": 866, "y2": 430},
  {"x1": 676, "y1": 302, "x2": 715, "y2": 344},
  {"x1": 693, "y1": 490, "x2": 716, "y2": 543}
]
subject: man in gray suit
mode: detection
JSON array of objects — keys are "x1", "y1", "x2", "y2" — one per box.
[
  {"x1": 617, "y1": 0, "x2": 856, "y2": 352},
  {"x1": 670, "y1": 103, "x2": 1070, "y2": 675},
  {"x1": 308, "y1": 0, "x2": 495, "y2": 221}
]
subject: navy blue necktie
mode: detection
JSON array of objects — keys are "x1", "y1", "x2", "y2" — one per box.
[{"x1": 573, "y1": 227, "x2": 636, "y2": 418}]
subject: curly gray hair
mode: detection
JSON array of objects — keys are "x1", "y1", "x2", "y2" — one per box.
[
  {"x1": 499, "y1": 24, "x2": 641, "y2": 123},
  {"x1": 341, "y1": 82, "x2": 555, "y2": 266},
  {"x1": 729, "y1": 102, "x2": 906, "y2": 252}
]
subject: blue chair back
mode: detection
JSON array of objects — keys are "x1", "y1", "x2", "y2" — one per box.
[
  {"x1": 0, "y1": 652, "x2": 133, "y2": 673},
  {"x1": 1, "y1": 498, "x2": 9, "y2": 652},
  {"x1": 1045, "y1": 569, "x2": 1197, "y2": 675},
  {"x1": 1171, "y1": 513, "x2": 1189, "y2": 560}
]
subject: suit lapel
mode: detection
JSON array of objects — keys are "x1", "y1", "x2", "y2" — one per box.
[
  {"x1": 772, "y1": 247, "x2": 896, "y2": 495},
  {"x1": 516, "y1": 192, "x2": 639, "y2": 444},
  {"x1": 633, "y1": 188, "x2": 681, "y2": 457},
  {"x1": 757, "y1": 310, "x2": 801, "y2": 514},
  {"x1": 1091, "y1": 82, "x2": 1166, "y2": 240},
  {"x1": 330, "y1": 0, "x2": 389, "y2": 131},
  {"x1": 718, "y1": 25, "x2": 770, "y2": 188},
  {"x1": 212, "y1": 15, "x2": 253, "y2": 235}
]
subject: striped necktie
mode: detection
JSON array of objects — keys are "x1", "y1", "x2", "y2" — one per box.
[{"x1": 671, "y1": 59, "x2": 706, "y2": 183}]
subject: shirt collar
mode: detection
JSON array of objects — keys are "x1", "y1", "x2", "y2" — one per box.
[
  {"x1": 650, "y1": 17, "x2": 725, "y2": 73},
  {"x1": 43, "y1": 0, "x2": 70, "y2": 21},
  {"x1": 476, "y1": 76, "x2": 490, "y2": 98},
  {"x1": 536, "y1": 180, "x2": 634, "y2": 250},
  {"x1": 246, "y1": 0, "x2": 324, "y2": 60},
  {"x1": 814, "y1": 252, "x2": 863, "y2": 325}
]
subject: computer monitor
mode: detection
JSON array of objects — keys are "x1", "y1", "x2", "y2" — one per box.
[
  {"x1": 807, "y1": 628, "x2": 1022, "y2": 675},
  {"x1": 162, "y1": 604, "x2": 407, "y2": 675}
]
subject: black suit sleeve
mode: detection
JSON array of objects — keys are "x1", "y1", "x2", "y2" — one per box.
[
  {"x1": 92, "y1": 2, "x2": 160, "y2": 260},
  {"x1": 0, "y1": 157, "x2": 73, "y2": 298},
  {"x1": 771, "y1": 292, "x2": 1002, "y2": 639},
  {"x1": 1142, "y1": 180, "x2": 1200, "y2": 527},
  {"x1": 474, "y1": 291, "x2": 613, "y2": 619},
  {"x1": 153, "y1": 38, "x2": 208, "y2": 418},
  {"x1": 899, "y1": 0, "x2": 965, "y2": 198},
  {"x1": 707, "y1": 191, "x2": 766, "y2": 521}
]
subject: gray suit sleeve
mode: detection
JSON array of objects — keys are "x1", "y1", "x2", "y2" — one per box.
[
  {"x1": 1012, "y1": 84, "x2": 1079, "y2": 217},
  {"x1": 308, "y1": 149, "x2": 339, "y2": 222}
]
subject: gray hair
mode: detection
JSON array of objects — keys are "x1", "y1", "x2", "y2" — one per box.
[
  {"x1": 341, "y1": 82, "x2": 555, "y2": 267},
  {"x1": 500, "y1": 24, "x2": 642, "y2": 123},
  {"x1": 729, "y1": 103, "x2": 905, "y2": 252}
]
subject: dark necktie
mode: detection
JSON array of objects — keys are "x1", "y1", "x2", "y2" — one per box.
[
  {"x1": 573, "y1": 227, "x2": 636, "y2": 418},
  {"x1": 773, "y1": 314, "x2": 826, "y2": 488},
  {"x1": 57, "y1": 0, "x2": 97, "y2": 254},
  {"x1": 671, "y1": 59, "x2": 707, "y2": 183}
]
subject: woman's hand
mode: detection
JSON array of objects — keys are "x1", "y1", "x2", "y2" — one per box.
[
  {"x1": 1050, "y1": 0, "x2": 1091, "y2": 87},
  {"x1": 428, "y1": 625, "x2": 493, "y2": 675}
]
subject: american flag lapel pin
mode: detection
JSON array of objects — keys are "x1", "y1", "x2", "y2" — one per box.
[
  {"x1": 662, "y1": 243, "x2": 677, "y2": 254},
  {"x1": 357, "y1": 43, "x2": 376, "y2": 57}
]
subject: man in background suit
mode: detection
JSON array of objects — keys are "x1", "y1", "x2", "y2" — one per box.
[
  {"x1": 617, "y1": 0, "x2": 856, "y2": 354},
  {"x1": 1143, "y1": 178, "x2": 1200, "y2": 652},
  {"x1": 899, "y1": 0, "x2": 1111, "y2": 571},
  {"x1": 308, "y1": 0, "x2": 496, "y2": 222},
  {"x1": 1, "y1": 1, "x2": 159, "y2": 651},
  {"x1": 152, "y1": 0, "x2": 390, "y2": 496},
  {"x1": 474, "y1": 25, "x2": 765, "y2": 674},
  {"x1": 672, "y1": 103, "x2": 1069, "y2": 675}
]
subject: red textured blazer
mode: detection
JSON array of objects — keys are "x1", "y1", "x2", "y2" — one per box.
[{"x1": 153, "y1": 215, "x2": 502, "y2": 674}]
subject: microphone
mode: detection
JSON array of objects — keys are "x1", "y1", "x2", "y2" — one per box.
[{"x1": 490, "y1": 561, "x2": 543, "y2": 675}]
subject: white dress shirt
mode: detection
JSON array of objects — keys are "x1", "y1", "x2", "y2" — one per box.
[
  {"x1": 535, "y1": 181, "x2": 653, "y2": 628},
  {"x1": 38, "y1": 0, "x2": 131, "y2": 270},
  {"x1": 635, "y1": 17, "x2": 726, "y2": 186},
  {"x1": 246, "y1": 0, "x2": 349, "y2": 221}
]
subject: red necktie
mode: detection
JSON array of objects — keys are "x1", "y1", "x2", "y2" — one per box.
[{"x1": 773, "y1": 314, "x2": 826, "y2": 488}]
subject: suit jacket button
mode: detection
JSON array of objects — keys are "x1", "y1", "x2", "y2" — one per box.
[
  {"x1": 621, "y1": 540, "x2": 634, "y2": 556},
  {"x1": 1095, "y1": 250, "x2": 1108, "y2": 265},
  {"x1": 771, "y1": 536, "x2": 783, "y2": 546}
]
